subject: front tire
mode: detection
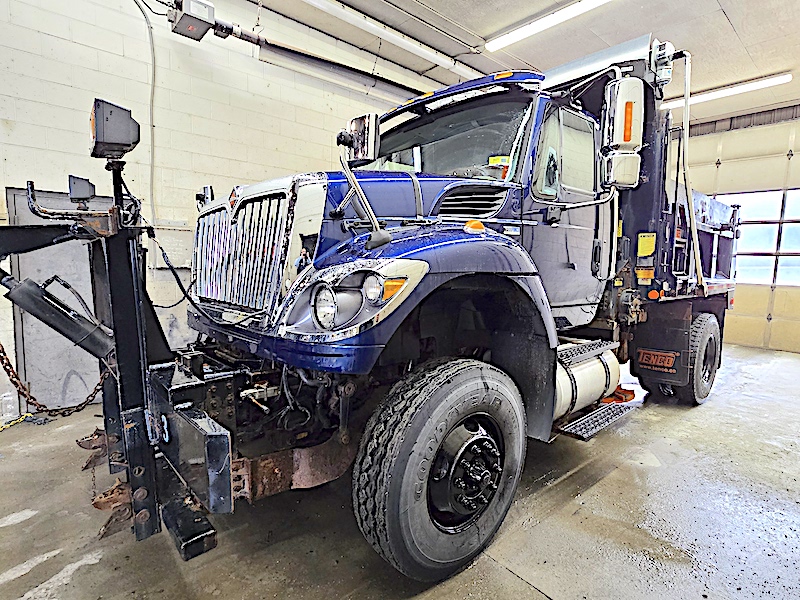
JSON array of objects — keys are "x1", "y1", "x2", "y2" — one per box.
[{"x1": 352, "y1": 359, "x2": 526, "y2": 581}]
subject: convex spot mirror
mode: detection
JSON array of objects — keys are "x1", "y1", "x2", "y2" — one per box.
[
  {"x1": 338, "y1": 113, "x2": 380, "y2": 162},
  {"x1": 601, "y1": 78, "x2": 644, "y2": 189}
]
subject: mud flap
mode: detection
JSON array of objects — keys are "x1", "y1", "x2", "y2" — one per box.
[{"x1": 631, "y1": 301, "x2": 691, "y2": 386}]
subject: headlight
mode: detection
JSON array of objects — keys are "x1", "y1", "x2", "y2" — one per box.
[
  {"x1": 313, "y1": 284, "x2": 337, "y2": 329},
  {"x1": 279, "y1": 258, "x2": 429, "y2": 342},
  {"x1": 363, "y1": 274, "x2": 383, "y2": 304}
]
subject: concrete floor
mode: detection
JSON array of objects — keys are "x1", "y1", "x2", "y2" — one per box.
[{"x1": 1, "y1": 343, "x2": 799, "y2": 600}]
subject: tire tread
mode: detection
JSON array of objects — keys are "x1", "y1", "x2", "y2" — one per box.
[
  {"x1": 352, "y1": 358, "x2": 501, "y2": 576},
  {"x1": 676, "y1": 312, "x2": 719, "y2": 404}
]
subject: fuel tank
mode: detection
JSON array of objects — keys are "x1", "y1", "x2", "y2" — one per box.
[{"x1": 553, "y1": 344, "x2": 620, "y2": 421}]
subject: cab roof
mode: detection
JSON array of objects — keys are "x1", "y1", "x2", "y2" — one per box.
[{"x1": 380, "y1": 70, "x2": 544, "y2": 122}]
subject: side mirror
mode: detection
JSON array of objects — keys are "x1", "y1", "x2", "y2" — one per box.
[
  {"x1": 68, "y1": 175, "x2": 96, "y2": 203},
  {"x1": 337, "y1": 113, "x2": 380, "y2": 162},
  {"x1": 91, "y1": 98, "x2": 140, "y2": 160},
  {"x1": 601, "y1": 78, "x2": 644, "y2": 189},
  {"x1": 196, "y1": 185, "x2": 214, "y2": 211}
]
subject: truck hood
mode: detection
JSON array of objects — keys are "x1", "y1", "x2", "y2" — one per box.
[{"x1": 316, "y1": 170, "x2": 520, "y2": 258}]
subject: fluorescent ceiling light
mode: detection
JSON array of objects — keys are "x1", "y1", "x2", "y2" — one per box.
[
  {"x1": 660, "y1": 73, "x2": 793, "y2": 110},
  {"x1": 298, "y1": 0, "x2": 483, "y2": 80},
  {"x1": 485, "y1": 0, "x2": 617, "y2": 52}
]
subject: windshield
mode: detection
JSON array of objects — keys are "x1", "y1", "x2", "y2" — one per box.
[{"x1": 360, "y1": 89, "x2": 536, "y2": 181}]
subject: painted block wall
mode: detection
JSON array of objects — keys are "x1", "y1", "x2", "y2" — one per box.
[
  {"x1": 0, "y1": 0, "x2": 439, "y2": 408},
  {"x1": 0, "y1": 0, "x2": 438, "y2": 226}
]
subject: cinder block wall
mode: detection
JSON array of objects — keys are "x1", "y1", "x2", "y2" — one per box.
[
  {"x1": 0, "y1": 0, "x2": 440, "y2": 396},
  {"x1": 0, "y1": 0, "x2": 437, "y2": 225}
]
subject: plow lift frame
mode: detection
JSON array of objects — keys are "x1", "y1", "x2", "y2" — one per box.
[{"x1": 0, "y1": 101, "x2": 218, "y2": 559}]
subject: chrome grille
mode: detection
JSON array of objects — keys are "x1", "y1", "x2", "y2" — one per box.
[
  {"x1": 437, "y1": 188, "x2": 508, "y2": 219},
  {"x1": 194, "y1": 192, "x2": 289, "y2": 314}
]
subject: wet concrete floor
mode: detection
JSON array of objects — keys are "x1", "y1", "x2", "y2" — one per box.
[{"x1": 0, "y1": 344, "x2": 798, "y2": 599}]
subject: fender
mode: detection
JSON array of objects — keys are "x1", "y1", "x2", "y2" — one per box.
[
  {"x1": 191, "y1": 224, "x2": 560, "y2": 440},
  {"x1": 311, "y1": 223, "x2": 559, "y2": 349},
  {"x1": 193, "y1": 224, "x2": 559, "y2": 359}
]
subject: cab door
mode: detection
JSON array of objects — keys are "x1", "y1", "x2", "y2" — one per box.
[{"x1": 522, "y1": 103, "x2": 614, "y2": 329}]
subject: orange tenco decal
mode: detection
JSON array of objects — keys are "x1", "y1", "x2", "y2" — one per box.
[{"x1": 637, "y1": 348, "x2": 679, "y2": 373}]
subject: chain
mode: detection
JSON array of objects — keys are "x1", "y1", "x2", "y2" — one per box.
[
  {"x1": 0, "y1": 412, "x2": 33, "y2": 432},
  {"x1": 0, "y1": 339, "x2": 110, "y2": 418},
  {"x1": 91, "y1": 466, "x2": 97, "y2": 501}
]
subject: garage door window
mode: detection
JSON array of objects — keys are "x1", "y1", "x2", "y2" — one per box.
[{"x1": 720, "y1": 188, "x2": 800, "y2": 285}]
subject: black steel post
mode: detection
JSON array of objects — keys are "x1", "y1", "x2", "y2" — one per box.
[
  {"x1": 99, "y1": 159, "x2": 160, "y2": 540},
  {"x1": 88, "y1": 240, "x2": 126, "y2": 475}
]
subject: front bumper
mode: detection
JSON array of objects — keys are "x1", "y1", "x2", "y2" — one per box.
[{"x1": 188, "y1": 309, "x2": 384, "y2": 374}]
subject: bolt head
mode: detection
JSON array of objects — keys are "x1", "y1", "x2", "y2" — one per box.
[{"x1": 134, "y1": 509, "x2": 151, "y2": 524}]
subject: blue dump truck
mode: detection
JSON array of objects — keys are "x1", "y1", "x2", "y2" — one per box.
[{"x1": 0, "y1": 35, "x2": 737, "y2": 581}]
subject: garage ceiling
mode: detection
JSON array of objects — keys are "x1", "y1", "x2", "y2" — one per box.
[{"x1": 252, "y1": 0, "x2": 800, "y2": 123}]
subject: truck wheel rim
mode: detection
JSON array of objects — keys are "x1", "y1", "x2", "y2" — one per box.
[
  {"x1": 701, "y1": 338, "x2": 718, "y2": 383},
  {"x1": 427, "y1": 414, "x2": 504, "y2": 533}
]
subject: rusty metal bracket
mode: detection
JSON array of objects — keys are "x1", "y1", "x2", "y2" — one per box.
[
  {"x1": 92, "y1": 479, "x2": 133, "y2": 539},
  {"x1": 231, "y1": 423, "x2": 362, "y2": 503},
  {"x1": 98, "y1": 504, "x2": 134, "y2": 538},
  {"x1": 77, "y1": 428, "x2": 111, "y2": 471},
  {"x1": 92, "y1": 478, "x2": 132, "y2": 510}
]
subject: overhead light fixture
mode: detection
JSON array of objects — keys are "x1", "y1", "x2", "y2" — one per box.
[
  {"x1": 660, "y1": 73, "x2": 793, "y2": 110},
  {"x1": 485, "y1": 0, "x2": 617, "y2": 52},
  {"x1": 298, "y1": 0, "x2": 483, "y2": 80}
]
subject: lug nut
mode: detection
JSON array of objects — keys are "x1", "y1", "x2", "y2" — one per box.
[{"x1": 454, "y1": 478, "x2": 465, "y2": 489}]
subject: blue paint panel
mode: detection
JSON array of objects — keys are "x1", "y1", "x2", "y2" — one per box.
[{"x1": 189, "y1": 221, "x2": 558, "y2": 373}]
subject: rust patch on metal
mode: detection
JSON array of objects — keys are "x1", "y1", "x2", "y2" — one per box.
[
  {"x1": 232, "y1": 433, "x2": 360, "y2": 502},
  {"x1": 92, "y1": 479, "x2": 132, "y2": 510},
  {"x1": 232, "y1": 411, "x2": 367, "y2": 503},
  {"x1": 291, "y1": 434, "x2": 359, "y2": 490},
  {"x1": 249, "y1": 450, "x2": 293, "y2": 500}
]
